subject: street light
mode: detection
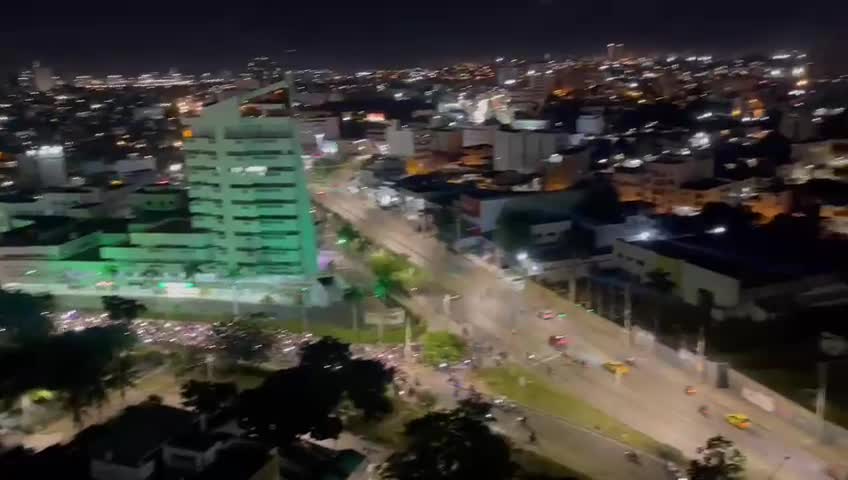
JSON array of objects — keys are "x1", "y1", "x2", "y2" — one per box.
[{"x1": 516, "y1": 251, "x2": 529, "y2": 262}]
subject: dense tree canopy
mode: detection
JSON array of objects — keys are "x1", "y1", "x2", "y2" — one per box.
[
  {"x1": 212, "y1": 319, "x2": 274, "y2": 363},
  {"x1": 0, "y1": 290, "x2": 54, "y2": 344},
  {"x1": 420, "y1": 332, "x2": 467, "y2": 367},
  {"x1": 101, "y1": 296, "x2": 146, "y2": 324},
  {"x1": 238, "y1": 336, "x2": 394, "y2": 447},
  {"x1": 688, "y1": 436, "x2": 746, "y2": 480},
  {"x1": 381, "y1": 403, "x2": 515, "y2": 480},
  {"x1": 181, "y1": 380, "x2": 238, "y2": 416},
  {"x1": 0, "y1": 324, "x2": 137, "y2": 425}
]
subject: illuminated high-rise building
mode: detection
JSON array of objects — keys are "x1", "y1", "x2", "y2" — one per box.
[{"x1": 183, "y1": 81, "x2": 318, "y2": 277}]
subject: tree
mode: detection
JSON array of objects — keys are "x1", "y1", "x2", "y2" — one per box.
[
  {"x1": 0, "y1": 290, "x2": 54, "y2": 344},
  {"x1": 456, "y1": 397, "x2": 493, "y2": 423},
  {"x1": 343, "y1": 287, "x2": 366, "y2": 341},
  {"x1": 370, "y1": 251, "x2": 406, "y2": 300},
  {"x1": 688, "y1": 436, "x2": 746, "y2": 480},
  {"x1": 183, "y1": 261, "x2": 203, "y2": 281},
  {"x1": 105, "y1": 353, "x2": 138, "y2": 401},
  {"x1": 101, "y1": 296, "x2": 146, "y2": 324},
  {"x1": 337, "y1": 223, "x2": 360, "y2": 247},
  {"x1": 300, "y1": 337, "x2": 394, "y2": 419},
  {"x1": 494, "y1": 210, "x2": 533, "y2": 258},
  {"x1": 181, "y1": 380, "x2": 238, "y2": 416},
  {"x1": 239, "y1": 336, "x2": 394, "y2": 447},
  {"x1": 300, "y1": 336, "x2": 352, "y2": 369},
  {"x1": 345, "y1": 358, "x2": 395, "y2": 420},
  {"x1": 212, "y1": 319, "x2": 273, "y2": 363},
  {"x1": 49, "y1": 325, "x2": 136, "y2": 426},
  {"x1": 421, "y1": 332, "x2": 467, "y2": 367},
  {"x1": 381, "y1": 403, "x2": 515, "y2": 480},
  {"x1": 238, "y1": 366, "x2": 347, "y2": 446}
]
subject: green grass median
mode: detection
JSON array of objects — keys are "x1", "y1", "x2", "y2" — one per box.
[{"x1": 478, "y1": 365, "x2": 684, "y2": 462}]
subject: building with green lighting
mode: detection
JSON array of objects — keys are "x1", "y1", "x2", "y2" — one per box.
[
  {"x1": 181, "y1": 82, "x2": 318, "y2": 277},
  {"x1": 0, "y1": 82, "x2": 325, "y2": 304}
]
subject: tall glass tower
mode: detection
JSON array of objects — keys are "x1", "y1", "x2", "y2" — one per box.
[{"x1": 183, "y1": 82, "x2": 318, "y2": 278}]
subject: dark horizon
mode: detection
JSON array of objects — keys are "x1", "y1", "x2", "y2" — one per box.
[{"x1": 2, "y1": 0, "x2": 847, "y2": 76}]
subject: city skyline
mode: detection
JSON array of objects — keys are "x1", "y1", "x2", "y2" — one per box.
[{"x1": 2, "y1": 0, "x2": 848, "y2": 75}]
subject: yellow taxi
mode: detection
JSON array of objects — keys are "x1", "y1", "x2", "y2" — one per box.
[
  {"x1": 602, "y1": 361, "x2": 630, "y2": 376},
  {"x1": 725, "y1": 413, "x2": 752, "y2": 430}
]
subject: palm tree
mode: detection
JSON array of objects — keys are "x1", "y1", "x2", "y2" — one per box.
[
  {"x1": 644, "y1": 268, "x2": 675, "y2": 343},
  {"x1": 343, "y1": 286, "x2": 365, "y2": 342}
]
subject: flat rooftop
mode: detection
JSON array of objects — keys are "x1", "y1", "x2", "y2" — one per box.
[
  {"x1": 627, "y1": 234, "x2": 833, "y2": 287},
  {"x1": 195, "y1": 442, "x2": 273, "y2": 480}
]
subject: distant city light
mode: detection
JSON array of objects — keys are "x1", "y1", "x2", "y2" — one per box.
[
  {"x1": 26, "y1": 145, "x2": 63, "y2": 156},
  {"x1": 690, "y1": 131, "x2": 711, "y2": 149}
]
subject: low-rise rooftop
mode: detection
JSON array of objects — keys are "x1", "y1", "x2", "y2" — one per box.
[
  {"x1": 89, "y1": 404, "x2": 195, "y2": 467},
  {"x1": 627, "y1": 233, "x2": 833, "y2": 288}
]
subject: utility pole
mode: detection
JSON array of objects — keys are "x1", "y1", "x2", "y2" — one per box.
[
  {"x1": 816, "y1": 362, "x2": 828, "y2": 443},
  {"x1": 696, "y1": 326, "x2": 706, "y2": 383},
  {"x1": 624, "y1": 283, "x2": 633, "y2": 347},
  {"x1": 568, "y1": 265, "x2": 577, "y2": 303},
  {"x1": 299, "y1": 288, "x2": 309, "y2": 333},
  {"x1": 231, "y1": 283, "x2": 240, "y2": 317},
  {"x1": 403, "y1": 310, "x2": 412, "y2": 358}
]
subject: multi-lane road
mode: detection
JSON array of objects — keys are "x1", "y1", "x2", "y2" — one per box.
[{"x1": 314, "y1": 187, "x2": 845, "y2": 480}]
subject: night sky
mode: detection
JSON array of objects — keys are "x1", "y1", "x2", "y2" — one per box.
[{"x1": 2, "y1": 0, "x2": 847, "y2": 75}]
